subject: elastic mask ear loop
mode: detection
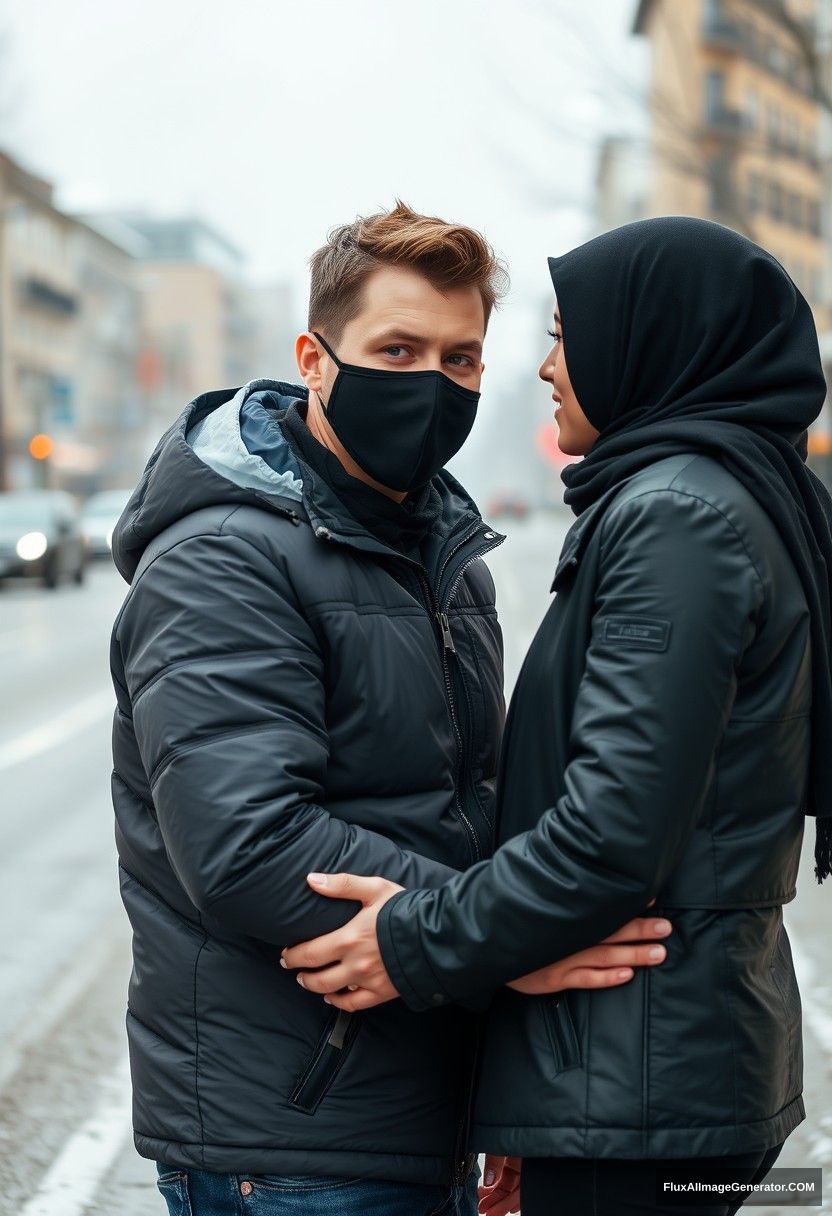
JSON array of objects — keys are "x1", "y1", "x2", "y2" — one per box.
[{"x1": 312, "y1": 331, "x2": 341, "y2": 414}]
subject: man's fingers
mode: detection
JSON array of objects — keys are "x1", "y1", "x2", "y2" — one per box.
[
  {"x1": 601, "y1": 915, "x2": 672, "y2": 944},
  {"x1": 322, "y1": 987, "x2": 385, "y2": 1012},
  {"x1": 306, "y1": 872, "x2": 387, "y2": 904},
  {"x1": 281, "y1": 927, "x2": 352, "y2": 971},
  {"x1": 296, "y1": 965, "x2": 354, "y2": 995}
]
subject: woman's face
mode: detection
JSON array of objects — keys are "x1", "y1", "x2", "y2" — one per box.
[{"x1": 538, "y1": 304, "x2": 600, "y2": 456}]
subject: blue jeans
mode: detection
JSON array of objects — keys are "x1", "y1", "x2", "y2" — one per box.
[{"x1": 155, "y1": 1162, "x2": 479, "y2": 1216}]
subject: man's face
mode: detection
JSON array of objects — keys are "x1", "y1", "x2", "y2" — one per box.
[
  {"x1": 301, "y1": 263, "x2": 485, "y2": 402},
  {"x1": 296, "y1": 265, "x2": 486, "y2": 498}
]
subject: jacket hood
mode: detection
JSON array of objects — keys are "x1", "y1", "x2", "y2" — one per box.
[
  {"x1": 111, "y1": 379, "x2": 307, "y2": 582},
  {"x1": 111, "y1": 379, "x2": 491, "y2": 584}
]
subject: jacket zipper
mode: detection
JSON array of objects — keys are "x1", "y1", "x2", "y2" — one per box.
[
  {"x1": 315, "y1": 521, "x2": 505, "y2": 864},
  {"x1": 417, "y1": 567, "x2": 480, "y2": 865},
  {"x1": 452, "y1": 1016, "x2": 483, "y2": 1184}
]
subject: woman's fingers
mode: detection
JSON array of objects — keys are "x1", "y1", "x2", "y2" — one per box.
[
  {"x1": 601, "y1": 915, "x2": 672, "y2": 944},
  {"x1": 478, "y1": 1157, "x2": 522, "y2": 1216}
]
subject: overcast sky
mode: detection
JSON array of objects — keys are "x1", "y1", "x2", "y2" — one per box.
[{"x1": 2, "y1": 0, "x2": 646, "y2": 489}]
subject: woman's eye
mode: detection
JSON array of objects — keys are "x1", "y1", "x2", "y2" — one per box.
[{"x1": 546, "y1": 329, "x2": 562, "y2": 343}]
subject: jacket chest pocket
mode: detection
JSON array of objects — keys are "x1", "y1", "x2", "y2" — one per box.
[
  {"x1": 541, "y1": 995, "x2": 583, "y2": 1074},
  {"x1": 290, "y1": 1009, "x2": 361, "y2": 1114}
]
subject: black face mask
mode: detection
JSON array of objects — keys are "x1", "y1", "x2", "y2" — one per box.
[{"x1": 312, "y1": 331, "x2": 480, "y2": 492}]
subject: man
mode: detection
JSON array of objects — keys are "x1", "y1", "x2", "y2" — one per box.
[{"x1": 109, "y1": 202, "x2": 670, "y2": 1216}]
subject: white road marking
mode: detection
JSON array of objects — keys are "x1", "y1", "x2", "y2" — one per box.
[
  {"x1": 19, "y1": 1053, "x2": 132, "y2": 1216},
  {"x1": 0, "y1": 690, "x2": 114, "y2": 772}
]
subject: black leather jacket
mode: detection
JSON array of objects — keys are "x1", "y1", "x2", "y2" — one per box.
[{"x1": 379, "y1": 452, "x2": 809, "y2": 1159}]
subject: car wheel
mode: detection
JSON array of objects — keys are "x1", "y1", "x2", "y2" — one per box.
[
  {"x1": 74, "y1": 560, "x2": 86, "y2": 585},
  {"x1": 43, "y1": 559, "x2": 59, "y2": 590}
]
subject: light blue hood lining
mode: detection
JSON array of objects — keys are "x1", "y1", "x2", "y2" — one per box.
[{"x1": 186, "y1": 379, "x2": 304, "y2": 501}]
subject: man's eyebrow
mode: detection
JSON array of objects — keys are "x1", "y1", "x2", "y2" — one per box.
[{"x1": 371, "y1": 328, "x2": 483, "y2": 355}]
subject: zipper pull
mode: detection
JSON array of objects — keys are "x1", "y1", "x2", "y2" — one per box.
[{"x1": 437, "y1": 611, "x2": 456, "y2": 653}]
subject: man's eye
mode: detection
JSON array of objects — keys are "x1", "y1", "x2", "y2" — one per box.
[
  {"x1": 384, "y1": 345, "x2": 408, "y2": 357},
  {"x1": 446, "y1": 354, "x2": 473, "y2": 367}
]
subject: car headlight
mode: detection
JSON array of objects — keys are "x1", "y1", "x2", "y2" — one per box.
[{"x1": 16, "y1": 531, "x2": 48, "y2": 561}]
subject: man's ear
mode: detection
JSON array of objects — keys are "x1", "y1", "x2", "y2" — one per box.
[{"x1": 295, "y1": 332, "x2": 324, "y2": 392}]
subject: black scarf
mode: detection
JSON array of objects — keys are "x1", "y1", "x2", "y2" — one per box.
[{"x1": 551, "y1": 216, "x2": 832, "y2": 883}]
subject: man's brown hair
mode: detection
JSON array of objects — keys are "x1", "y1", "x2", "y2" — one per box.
[{"x1": 308, "y1": 200, "x2": 508, "y2": 342}]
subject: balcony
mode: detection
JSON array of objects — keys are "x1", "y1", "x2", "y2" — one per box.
[
  {"x1": 704, "y1": 105, "x2": 747, "y2": 137},
  {"x1": 702, "y1": 14, "x2": 745, "y2": 54}
]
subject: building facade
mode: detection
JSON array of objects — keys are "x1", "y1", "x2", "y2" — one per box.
[{"x1": 631, "y1": 0, "x2": 832, "y2": 459}]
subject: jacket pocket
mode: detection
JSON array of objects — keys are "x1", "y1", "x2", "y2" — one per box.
[
  {"x1": 541, "y1": 994, "x2": 583, "y2": 1073},
  {"x1": 290, "y1": 1008, "x2": 361, "y2": 1114}
]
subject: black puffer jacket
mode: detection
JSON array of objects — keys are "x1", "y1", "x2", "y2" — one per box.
[
  {"x1": 109, "y1": 383, "x2": 505, "y2": 1184},
  {"x1": 379, "y1": 452, "x2": 809, "y2": 1159}
]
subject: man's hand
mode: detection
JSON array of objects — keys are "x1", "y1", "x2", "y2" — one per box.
[
  {"x1": 280, "y1": 873, "x2": 404, "y2": 1011},
  {"x1": 479, "y1": 1155, "x2": 521, "y2": 1216},
  {"x1": 508, "y1": 911, "x2": 672, "y2": 995}
]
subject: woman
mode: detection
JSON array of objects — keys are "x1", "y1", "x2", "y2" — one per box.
[{"x1": 283, "y1": 216, "x2": 832, "y2": 1215}]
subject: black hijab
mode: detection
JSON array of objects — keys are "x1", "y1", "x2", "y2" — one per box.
[{"x1": 551, "y1": 216, "x2": 832, "y2": 883}]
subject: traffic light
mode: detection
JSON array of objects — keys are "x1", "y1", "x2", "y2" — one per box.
[{"x1": 29, "y1": 433, "x2": 54, "y2": 460}]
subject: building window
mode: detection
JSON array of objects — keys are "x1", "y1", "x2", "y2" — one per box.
[
  {"x1": 704, "y1": 70, "x2": 726, "y2": 121},
  {"x1": 747, "y1": 172, "x2": 765, "y2": 214},
  {"x1": 769, "y1": 180, "x2": 784, "y2": 222},
  {"x1": 807, "y1": 198, "x2": 822, "y2": 236},
  {"x1": 745, "y1": 86, "x2": 759, "y2": 129},
  {"x1": 784, "y1": 115, "x2": 800, "y2": 154},
  {"x1": 787, "y1": 191, "x2": 803, "y2": 228},
  {"x1": 767, "y1": 102, "x2": 781, "y2": 145}
]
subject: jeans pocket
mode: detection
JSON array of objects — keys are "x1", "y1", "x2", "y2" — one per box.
[
  {"x1": 244, "y1": 1175, "x2": 362, "y2": 1192},
  {"x1": 156, "y1": 1169, "x2": 192, "y2": 1216}
]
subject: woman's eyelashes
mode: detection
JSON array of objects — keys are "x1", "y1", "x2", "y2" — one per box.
[{"x1": 547, "y1": 329, "x2": 562, "y2": 344}]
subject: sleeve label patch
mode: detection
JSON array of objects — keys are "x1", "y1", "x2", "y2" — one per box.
[{"x1": 602, "y1": 616, "x2": 672, "y2": 651}]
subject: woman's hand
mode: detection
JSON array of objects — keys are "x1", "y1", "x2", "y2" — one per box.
[
  {"x1": 479, "y1": 1155, "x2": 522, "y2": 1216},
  {"x1": 507, "y1": 911, "x2": 672, "y2": 995}
]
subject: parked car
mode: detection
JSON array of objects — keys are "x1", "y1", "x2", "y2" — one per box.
[
  {"x1": 0, "y1": 491, "x2": 88, "y2": 589},
  {"x1": 81, "y1": 489, "x2": 132, "y2": 558},
  {"x1": 485, "y1": 492, "x2": 530, "y2": 521}
]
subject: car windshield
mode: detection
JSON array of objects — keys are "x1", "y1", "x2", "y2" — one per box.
[
  {"x1": 0, "y1": 495, "x2": 58, "y2": 527},
  {"x1": 82, "y1": 492, "x2": 130, "y2": 517}
]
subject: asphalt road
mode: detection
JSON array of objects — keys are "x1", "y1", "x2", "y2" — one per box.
[{"x1": 0, "y1": 511, "x2": 828, "y2": 1215}]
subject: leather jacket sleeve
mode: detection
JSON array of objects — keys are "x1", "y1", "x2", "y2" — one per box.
[
  {"x1": 119, "y1": 526, "x2": 460, "y2": 947},
  {"x1": 377, "y1": 488, "x2": 765, "y2": 1012}
]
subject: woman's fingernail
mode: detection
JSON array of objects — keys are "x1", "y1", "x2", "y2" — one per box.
[
  {"x1": 653, "y1": 920, "x2": 671, "y2": 934},
  {"x1": 279, "y1": 957, "x2": 288, "y2": 969},
  {"x1": 323, "y1": 996, "x2": 332, "y2": 1005},
  {"x1": 308, "y1": 873, "x2": 328, "y2": 887},
  {"x1": 649, "y1": 945, "x2": 666, "y2": 960},
  {"x1": 296, "y1": 975, "x2": 305, "y2": 988},
  {"x1": 618, "y1": 968, "x2": 633, "y2": 980},
  {"x1": 484, "y1": 1171, "x2": 495, "y2": 1186}
]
